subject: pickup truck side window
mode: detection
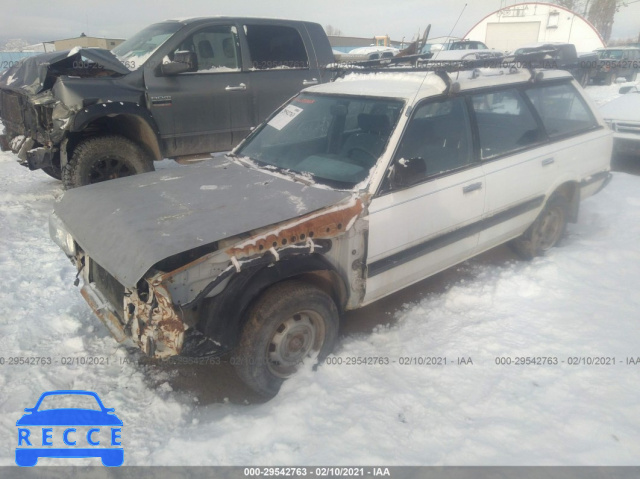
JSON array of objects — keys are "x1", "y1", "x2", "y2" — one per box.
[
  {"x1": 244, "y1": 24, "x2": 309, "y2": 70},
  {"x1": 391, "y1": 96, "x2": 474, "y2": 184},
  {"x1": 173, "y1": 25, "x2": 241, "y2": 72},
  {"x1": 524, "y1": 83, "x2": 597, "y2": 139},
  {"x1": 471, "y1": 89, "x2": 545, "y2": 160}
]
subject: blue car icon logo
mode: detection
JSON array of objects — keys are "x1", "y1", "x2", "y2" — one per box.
[{"x1": 16, "y1": 390, "x2": 123, "y2": 467}]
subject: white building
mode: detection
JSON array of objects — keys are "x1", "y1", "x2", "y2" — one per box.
[{"x1": 464, "y1": 2, "x2": 605, "y2": 53}]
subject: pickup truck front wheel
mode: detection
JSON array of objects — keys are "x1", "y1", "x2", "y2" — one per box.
[
  {"x1": 62, "y1": 135, "x2": 154, "y2": 189},
  {"x1": 511, "y1": 194, "x2": 569, "y2": 260},
  {"x1": 234, "y1": 280, "x2": 339, "y2": 397}
]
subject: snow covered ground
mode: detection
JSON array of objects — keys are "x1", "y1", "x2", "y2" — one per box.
[{"x1": 0, "y1": 85, "x2": 639, "y2": 466}]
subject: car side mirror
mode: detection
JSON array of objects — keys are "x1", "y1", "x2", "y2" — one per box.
[
  {"x1": 390, "y1": 157, "x2": 427, "y2": 188},
  {"x1": 24, "y1": 408, "x2": 34, "y2": 413},
  {"x1": 160, "y1": 50, "x2": 197, "y2": 76}
]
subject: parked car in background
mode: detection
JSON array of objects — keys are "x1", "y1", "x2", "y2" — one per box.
[
  {"x1": 0, "y1": 17, "x2": 334, "y2": 188},
  {"x1": 601, "y1": 85, "x2": 640, "y2": 156},
  {"x1": 421, "y1": 39, "x2": 491, "y2": 55},
  {"x1": 592, "y1": 47, "x2": 640, "y2": 84},
  {"x1": 50, "y1": 66, "x2": 612, "y2": 397}
]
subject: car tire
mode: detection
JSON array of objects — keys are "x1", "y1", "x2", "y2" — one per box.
[
  {"x1": 576, "y1": 71, "x2": 589, "y2": 88},
  {"x1": 511, "y1": 193, "x2": 569, "y2": 260},
  {"x1": 42, "y1": 165, "x2": 62, "y2": 180},
  {"x1": 606, "y1": 72, "x2": 616, "y2": 85},
  {"x1": 234, "y1": 280, "x2": 339, "y2": 397},
  {"x1": 62, "y1": 135, "x2": 154, "y2": 189}
]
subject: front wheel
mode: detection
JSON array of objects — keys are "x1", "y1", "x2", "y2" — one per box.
[
  {"x1": 511, "y1": 194, "x2": 569, "y2": 260},
  {"x1": 62, "y1": 135, "x2": 154, "y2": 189},
  {"x1": 234, "y1": 280, "x2": 339, "y2": 397},
  {"x1": 41, "y1": 165, "x2": 62, "y2": 180}
]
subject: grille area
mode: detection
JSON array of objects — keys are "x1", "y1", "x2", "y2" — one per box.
[
  {"x1": 89, "y1": 259, "x2": 125, "y2": 323},
  {"x1": 0, "y1": 90, "x2": 24, "y2": 130}
]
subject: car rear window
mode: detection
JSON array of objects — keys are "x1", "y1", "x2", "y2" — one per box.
[
  {"x1": 471, "y1": 89, "x2": 545, "y2": 160},
  {"x1": 525, "y1": 83, "x2": 597, "y2": 139}
]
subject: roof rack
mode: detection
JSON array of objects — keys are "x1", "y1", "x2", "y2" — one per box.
[{"x1": 328, "y1": 49, "x2": 571, "y2": 86}]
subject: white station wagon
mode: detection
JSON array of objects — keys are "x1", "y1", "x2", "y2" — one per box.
[{"x1": 50, "y1": 66, "x2": 612, "y2": 396}]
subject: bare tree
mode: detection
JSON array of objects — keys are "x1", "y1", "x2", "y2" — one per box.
[
  {"x1": 587, "y1": 0, "x2": 624, "y2": 43},
  {"x1": 549, "y1": 0, "x2": 627, "y2": 43},
  {"x1": 324, "y1": 25, "x2": 343, "y2": 37}
]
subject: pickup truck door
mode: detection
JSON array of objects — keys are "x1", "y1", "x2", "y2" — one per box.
[
  {"x1": 364, "y1": 96, "x2": 485, "y2": 304},
  {"x1": 239, "y1": 22, "x2": 324, "y2": 128},
  {"x1": 144, "y1": 23, "x2": 253, "y2": 157}
]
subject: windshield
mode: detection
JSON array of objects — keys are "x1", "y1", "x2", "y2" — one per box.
[
  {"x1": 236, "y1": 93, "x2": 404, "y2": 188},
  {"x1": 112, "y1": 22, "x2": 181, "y2": 70},
  {"x1": 597, "y1": 49, "x2": 624, "y2": 59}
]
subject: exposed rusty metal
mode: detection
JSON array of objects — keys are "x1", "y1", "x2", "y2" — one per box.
[
  {"x1": 124, "y1": 275, "x2": 185, "y2": 358},
  {"x1": 225, "y1": 198, "x2": 364, "y2": 259}
]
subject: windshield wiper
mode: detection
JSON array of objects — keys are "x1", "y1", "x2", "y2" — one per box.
[{"x1": 279, "y1": 169, "x2": 315, "y2": 186}]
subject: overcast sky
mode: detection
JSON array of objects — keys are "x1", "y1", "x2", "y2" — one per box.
[{"x1": 1, "y1": 0, "x2": 639, "y2": 45}]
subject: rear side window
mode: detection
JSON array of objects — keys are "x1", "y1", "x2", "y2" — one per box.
[
  {"x1": 471, "y1": 89, "x2": 545, "y2": 160},
  {"x1": 525, "y1": 83, "x2": 597, "y2": 138},
  {"x1": 244, "y1": 24, "x2": 309, "y2": 70}
]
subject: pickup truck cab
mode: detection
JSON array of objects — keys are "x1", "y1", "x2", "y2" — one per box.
[
  {"x1": 50, "y1": 66, "x2": 612, "y2": 397},
  {"x1": 0, "y1": 17, "x2": 334, "y2": 188}
]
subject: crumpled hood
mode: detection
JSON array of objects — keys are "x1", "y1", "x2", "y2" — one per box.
[
  {"x1": 53, "y1": 159, "x2": 351, "y2": 288},
  {"x1": 0, "y1": 48, "x2": 130, "y2": 95}
]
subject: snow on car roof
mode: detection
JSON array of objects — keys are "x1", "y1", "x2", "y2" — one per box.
[
  {"x1": 306, "y1": 69, "x2": 573, "y2": 102},
  {"x1": 307, "y1": 72, "x2": 446, "y2": 100}
]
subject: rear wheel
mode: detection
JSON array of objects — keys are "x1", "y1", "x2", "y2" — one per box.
[
  {"x1": 511, "y1": 194, "x2": 569, "y2": 260},
  {"x1": 62, "y1": 135, "x2": 154, "y2": 189},
  {"x1": 234, "y1": 280, "x2": 339, "y2": 397}
]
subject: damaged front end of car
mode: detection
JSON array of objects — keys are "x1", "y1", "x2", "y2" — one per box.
[{"x1": 51, "y1": 190, "x2": 368, "y2": 359}]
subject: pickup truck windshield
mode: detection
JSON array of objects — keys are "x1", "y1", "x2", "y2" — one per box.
[
  {"x1": 112, "y1": 22, "x2": 181, "y2": 70},
  {"x1": 237, "y1": 93, "x2": 404, "y2": 187}
]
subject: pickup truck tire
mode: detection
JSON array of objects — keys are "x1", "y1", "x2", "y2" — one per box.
[
  {"x1": 62, "y1": 135, "x2": 154, "y2": 189},
  {"x1": 234, "y1": 280, "x2": 339, "y2": 397},
  {"x1": 511, "y1": 193, "x2": 569, "y2": 260}
]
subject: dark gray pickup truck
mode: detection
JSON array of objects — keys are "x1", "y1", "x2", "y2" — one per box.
[{"x1": 0, "y1": 17, "x2": 334, "y2": 188}]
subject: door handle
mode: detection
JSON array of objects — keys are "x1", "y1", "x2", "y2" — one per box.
[
  {"x1": 225, "y1": 83, "x2": 247, "y2": 91},
  {"x1": 462, "y1": 182, "x2": 482, "y2": 194},
  {"x1": 303, "y1": 78, "x2": 319, "y2": 86},
  {"x1": 541, "y1": 157, "x2": 555, "y2": 166}
]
